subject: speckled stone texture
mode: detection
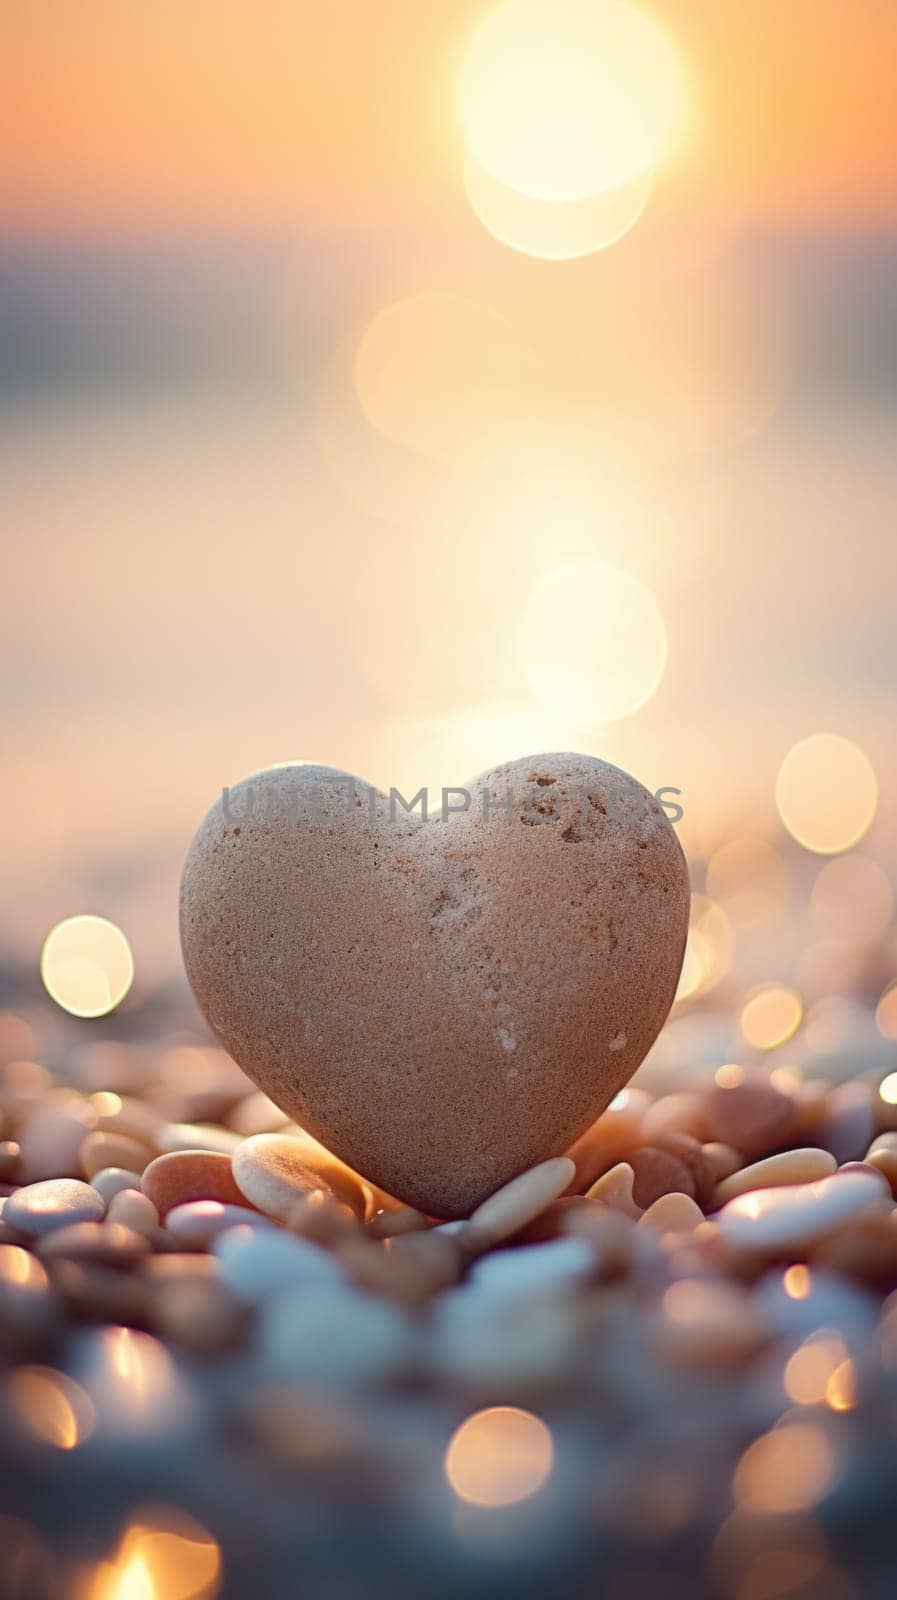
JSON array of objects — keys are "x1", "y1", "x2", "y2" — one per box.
[{"x1": 179, "y1": 755, "x2": 689, "y2": 1217}]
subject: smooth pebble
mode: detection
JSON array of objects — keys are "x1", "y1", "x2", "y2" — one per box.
[
  {"x1": 165, "y1": 1200, "x2": 273, "y2": 1248},
  {"x1": 466, "y1": 1156, "x2": 576, "y2": 1250},
  {"x1": 142, "y1": 1150, "x2": 246, "y2": 1216},
  {"x1": 639, "y1": 1192, "x2": 705, "y2": 1233},
  {"x1": 717, "y1": 1170, "x2": 885, "y2": 1253},
  {"x1": 4, "y1": 1178, "x2": 105, "y2": 1237},
  {"x1": 712, "y1": 1147, "x2": 837, "y2": 1208},
  {"x1": 233, "y1": 1132, "x2": 364, "y2": 1221},
  {"x1": 214, "y1": 1224, "x2": 345, "y2": 1304},
  {"x1": 90, "y1": 1167, "x2": 143, "y2": 1204}
]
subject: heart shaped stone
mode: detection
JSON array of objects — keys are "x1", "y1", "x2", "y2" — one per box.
[{"x1": 180, "y1": 754, "x2": 689, "y2": 1217}]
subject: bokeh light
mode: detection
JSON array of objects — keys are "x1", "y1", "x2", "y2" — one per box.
[
  {"x1": 7, "y1": 1367, "x2": 95, "y2": 1450},
  {"x1": 783, "y1": 1265, "x2": 812, "y2": 1300},
  {"x1": 740, "y1": 983, "x2": 803, "y2": 1050},
  {"x1": 445, "y1": 1407, "x2": 554, "y2": 1506},
  {"x1": 775, "y1": 735, "x2": 878, "y2": 855},
  {"x1": 459, "y1": 0, "x2": 689, "y2": 201},
  {"x1": 40, "y1": 915, "x2": 134, "y2": 1019},
  {"x1": 808, "y1": 854, "x2": 893, "y2": 945},
  {"x1": 733, "y1": 1423, "x2": 837, "y2": 1513},
  {"x1": 353, "y1": 292, "x2": 536, "y2": 460},
  {"x1": 463, "y1": 153, "x2": 653, "y2": 259},
  {"x1": 706, "y1": 835, "x2": 791, "y2": 928},
  {"x1": 675, "y1": 894, "x2": 734, "y2": 1002},
  {"x1": 517, "y1": 560, "x2": 667, "y2": 723},
  {"x1": 87, "y1": 1507, "x2": 221, "y2": 1600},
  {"x1": 784, "y1": 1334, "x2": 850, "y2": 1406}
]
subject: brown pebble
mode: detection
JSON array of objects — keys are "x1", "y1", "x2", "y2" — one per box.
[
  {"x1": 17, "y1": 1097, "x2": 98, "y2": 1182},
  {"x1": 640, "y1": 1092, "x2": 707, "y2": 1142},
  {"x1": 37, "y1": 1221, "x2": 150, "y2": 1266},
  {"x1": 628, "y1": 1146, "x2": 696, "y2": 1208},
  {"x1": 287, "y1": 1190, "x2": 361, "y2": 1246},
  {"x1": 49, "y1": 1258, "x2": 151, "y2": 1325},
  {"x1": 80, "y1": 1130, "x2": 151, "y2": 1180},
  {"x1": 513, "y1": 1195, "x2": 597, "y2": 1244},
  {"x1": 142, "y1": 1253, "x2": 222, "y2": 1282},
  {"x1": 4, "y1": 1178, "x2": 105, "y2": 1237},
  {"x1": 233, "y1": 1133, "x2": 365, "y2": 1221},
  {"x1": 339, "y1": 1231, "x2": 462, "y2": 1305},
  {"x1": 653, "y1": 1132, "x2": 715, "y2": 1205},
  {"x1": 387, "y1": 1229, "x2": 463, "y2": 1295},
  {"x1": 154, "y1": 1121, "x2": 243, "y2": 1157},
  {"x1": 865, "y1": 1144, "x2": 897, "y2": 1198},
  {"x1": 702, "y1": 1082, "x2": 794, "y2": 1159},
  {"x1": 151, "y1": 1277, "x2": 251, "y2": 1353},
  {"x1": 90, "y1": 1167, "x2": 143, "y2": 1204},
  {"x1": 107, "y1": 1188, "x2": 159, "y2": 1235},
  {"x1": 142, "y1": 1150, "x2": 246, "y2": 1217},
  {"x1": 0, "y1": 1243, "x2": 58, "y2": 1352}
]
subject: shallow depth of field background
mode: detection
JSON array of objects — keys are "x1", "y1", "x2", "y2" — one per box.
[{"x1": 1, "y1": 0, "x2": 896, "y2": 1039}]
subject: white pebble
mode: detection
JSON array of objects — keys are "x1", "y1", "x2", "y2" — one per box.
[
  {"x1": 262, "y1": 1282, "x2": 412, "y2": 1385},
  {"x1": 717, "y1": 1170, "x2": 885, "y2": 1253},
  {"x1": 467, "y1": 1236, "x2": 598, "y2": 1303},
  {"x1": 466, "y1": 1157, "x2": 575, "y2": 1249},
  {"x1": 214, "y1": 1224, "x2": 345, "y2": 1303}
]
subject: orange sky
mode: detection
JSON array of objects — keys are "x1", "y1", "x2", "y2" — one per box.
[{"x1": 1, "y1": 0, "x2": 896, "y2": 233}]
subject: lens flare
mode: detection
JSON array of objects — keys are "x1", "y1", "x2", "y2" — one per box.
[
  {"x1": 518, "y1": 560, "x2": 667, "y2": 723},
  {"x1": 464, "y1": 152, "x2": 653, "y2": 258},
  {"x1": 740, "y1": 984, "x2": 803, "y2": 1050},
  {"x1": 445, "y1": 1407, "x2": 554, "y2": 1506},
  {"x1": 775, "y1": 735, "x2": 878, "y2": 855},
  {"x1": 460, "y1": 0, "x2": 689, "y2": 201},
  {"x1": 40, "y1": 916, "x2": 134, "y2": 1019}
]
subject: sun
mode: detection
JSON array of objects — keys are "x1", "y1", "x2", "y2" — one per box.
[{"x1": 459, "y1": 0, "x2": 689, "y2": 203}]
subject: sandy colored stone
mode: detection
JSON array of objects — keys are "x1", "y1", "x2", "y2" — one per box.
[
  {"x1": 287, "y1": 1190, "x2": 361, "y2": 1246},
  {"x1": 233, "y1": 1132, "x2": 365, "y2": 1220},
  {"x1": 639, "y1": 1192, "x2": 705, "y2": 1232},
  {"x1": 165, "y1": 1200, "x2": 271, "y2": 1248},
  {"x1": 465, "y1": 1156, "x2": 575, "y2": 1250},
  {"x1": 141, "y1": 1150, "x2": 245, "y2": 1217},
  {"x1": 366, "y1": 1204, "x2": 431, "y2": 1239},
  {"x1": 107, "y1": 1188, "x2": 159, "y2": 1234},
  {"x1": 717, "y1": 1169, "x2": 885, "y2": 1254},
  {"x1": 640, "y1": 1092, "x2": 707, "y2": 1142},
  {"x1": 701, "y1": 1143, "x2": 742, "y2": 1184},
  {"x1": 5, "y1": 1178, "x2": 105, "y2": 1237},
  {"x1": 90, "y1": 1167, "x2": 143, "y2": 1205},
  {"x1": 712, "y1": 1147, "x2": 837, "y2": 1208},
  {"x1": 585, "y1": 1162, "x2": 642, "y2": 1219},
  {"x1": 180, "y1": 756, "x2": 689, "y2": 1217}
]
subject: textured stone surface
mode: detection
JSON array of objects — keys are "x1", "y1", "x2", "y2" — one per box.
[{"x1": 180, "y1": 755, "x2": 689, "y2": 1217}]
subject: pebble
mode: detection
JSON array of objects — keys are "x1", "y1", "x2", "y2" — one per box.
[
  {"x1": 702, "y1": 1082, "x2": 794, "y2": 1159},
  {"x1": 262, "y1": 1281, "x2": 413, "y2": 1387},
  {"x1": 287, "y1": 1191, "x2": 361, "y2": 1247},
  {"x1": 565, "y1": 1089, "x2": 652, "y2": 1189},
  {"x1": 0, "y1": 1243, "x2": 57, "y2": 1351},
  {"x1": 106, "y1": 1189, "x2": 159, "y2": 1235},
  {"x1": 214, "y1": 1223, "x2": 346, "y2": 1304},
  {"x1": 92, "y1": 1094, "x2": 163, "y2": 1144},
  {"x1": 628, "y1": 1145, "x2": 696, "y2": 1208},
  {"x1": 80, "y1": 1130, "x2": 151, "y2": 1179},
  {"x1": 37, "y1": 1221, "x2": 150, "y2": 1266},
  {"x1": 90, "y1": 1167, "x2": 144, "y2": 1204},
  {"x1": 232, "y1": 1132, "x2": 365, "y2": 1221},
  {"x1": 154, "y1": 1122, "x2": 243, "y2": 1157},
  {"x1": 717, "y1": 1170, "x2": 886, "y2": 1254},
  {"x1": 17, "y1": 1098, "x2": 98, "y2": 1182},
  {"x1": 366, "y1": 1204, "x2": 431, "y2": 1239},
  {"x1": 864, "y1": 1134, "x2": 897, "y2": 1198},
  {"x1": 4, "y1": 1178, "x2": 105, "y2": 1237},
  {"x1": 49, "y1": 1259, "x2": 151, "y2": 1326},
  {"x1": 586, "y1": 1162, "x2": 642, "y2": 1218},
  {"x1": 165, "y1": 1200, "x2": 273, "y2": 1249},
  {"x1": 151, "y1": 1277, "x2": 251, "y2": 1354},
  {"x1": 813, "y1": 1212, "x2": 897, "y2": 1286},
  {"x1": 818, "y1": 1081, "x2": 876, "y2": 1165},
  {"x1": 701, "y1": 1142, "x2": 743, "y2": 1184},
  {"x1": 712, "y1": 1147, "x2": 838, "y2": 1208},
  {"x1": 339, "y1": 1230, "x2": 463, "y2": 1305},
  {"x1": 465, "y1": 1156, "x2": 575, "y2": 1250},
  {"x1": 639, "y1": 1192, "x2": 705, "y2": 1232},
  {"x1": 141, "y1": 1150, "x2": 246, "y2": 1216},
  {"x1": 467, "y1": 1236, "x2": 599, "y2": 1303},
  {"x1": 640, "y1": 1092, "x2": 707, "y2": 1142}
]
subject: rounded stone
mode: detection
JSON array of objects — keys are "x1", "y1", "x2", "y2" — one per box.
[
  {"x1": 232, "y1": 1132, "x2": 365, "y2": 1221},
  {"x1": 141, "y1": 1150, "x2": 246, "y2": 1217},
  {"x1": 4, "y1": 1178, "x2": 105, "y2": 1237},
  {"x1": 180, "y1": 755, "x2": 690, "y2": 1217}
]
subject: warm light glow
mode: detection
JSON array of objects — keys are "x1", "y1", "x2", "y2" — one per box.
[
  {"x1": 354, "y1": 292, "x2": 536, "y2": 460},
  {"x1": 880, "y1": 1072, "x2": 897, "y2": 1106},
  {"x1": 783, "y1": 1265, "x2": 812, "y2": 1300},
  {"x1": 706, "y1": 835, "x2": 791, "y2": 927},
  {"x1": 784, "y1": 1335, "x2": 850, "y2": 1406},
  {"x1": 740, "y1": 984, "x2": 803, "y2": 1050},
  {"x1": 775, "y1": 735, "x2": 878, "y2": 855},
  {"x1": 715, "y1": 1063, "x2": 745, "y2": 1088},
  {"x1": 89, "y1": 1508, "x2": 221, "y2": 1600},
  {"x1": 733, "y1": 1424, "x2": 837, "y2": 1513},
  {"x1": 875, "y1": 984, "x2": 897, "y2": 1042},
  {"x1": 675, "y1": 895, "x2": 734, "y2": 1002},
  {"x1": 85, "y1": 1327, "x2": 185, "y2": 1434},
  {"x1": 808, "y1": 854, "x2": 893, "y2": 945},
  {"x1": 459, "y1": 0, "x2": 689, "y2": 201},
  {"x1": 445, "y1": 1407, "x2": 554, "y2": 1506},
  {"x1": 517, "y1": 560, "x2": 667, "y2": 723},
  {"x1": 40, "y1": 915, "x2": 134, "y2": 1018},
  {"x1": 464, "y1": 152, "x2": 652, "y2": 259},
  {"x1": 825, "y1": 1360, "x2": 856, "y2": 1413},
  {"x1": 8, "y1": 1367, "x2": 95, "y2": 1450}
]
